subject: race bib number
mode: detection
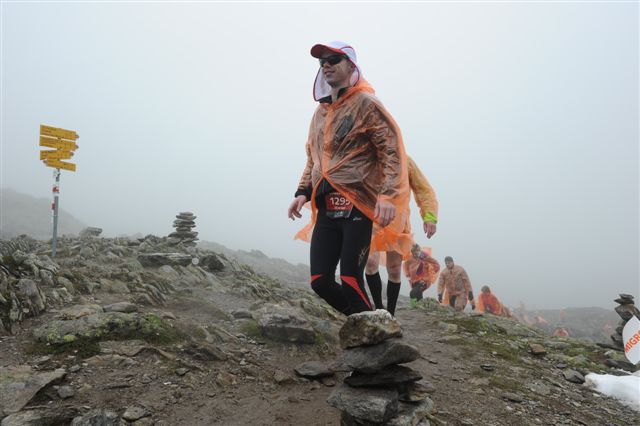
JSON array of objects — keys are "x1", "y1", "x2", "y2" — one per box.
[{"x1": 325, "y1": 192, "x2": 353, "y2": 219}]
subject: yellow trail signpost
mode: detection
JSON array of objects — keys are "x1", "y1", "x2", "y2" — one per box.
[
  {"x1": 40, "y1": 150, "x2": 74, "y2": 160},
  {"x1": 39, "y1": 124, "x2": 79, "y2": 256}
]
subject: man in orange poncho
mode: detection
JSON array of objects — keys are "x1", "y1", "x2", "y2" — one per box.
[
  {"x1": 477, "y1": 285, "x2": 509, "y2": 316},
  {"x1": 365, "y1": 156, "x2": 438, "y2": 315},
  {"x1": 403, "y1": 244, "x2": 440, "y2": 305},
  {"x1": 437, "y1": 256, "x2": 475, "y2": 311},
  {"x1": 287, "y1": 41, "x2": 411, "y2": 315}
]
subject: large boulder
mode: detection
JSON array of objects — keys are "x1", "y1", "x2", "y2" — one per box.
[
  {"x1": 334, "y1": 339, "x2": 420, "y2": 373},
  {"x1": 32, "y1": 312, "x2": 178, "y2": 345},
  {"x1": 257, "y1": 305, "x2": 316, "y2": 344},
  {"x1": 0, "y1": 407, "x2": 79, "y2": 426},
  {"x1": 339, "y1": 310, "x2": 402, "y2": 349}
]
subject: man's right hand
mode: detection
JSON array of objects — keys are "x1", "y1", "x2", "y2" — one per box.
[
  {"x1": 437, "y1": 293, "x2": 443, "y2": 303},
  {"x1": 288, "y1": 195, "x2": 307, "y2": 220}
]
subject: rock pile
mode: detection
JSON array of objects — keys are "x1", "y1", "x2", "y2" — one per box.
[
  {"x1": 610, "y1": 293, "x2": 640, "y2": 350},
  {"x1": 328, "y1": 310, "x2": 434, "y2": 425},
  {"x1": 168, "y1": 212, "x2": 198, "y2": 246}
]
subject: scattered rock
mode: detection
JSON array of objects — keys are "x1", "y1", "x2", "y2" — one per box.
[
  {"x1": 563, "y1": 370, "x2": 585, "y2": 384},
  {"x1": 294, "y1": 361, "x2": 334, "y2": 379},
  {"x1": 502, "y1": 392, "x2": 524, "y2": 403},
  {"x1": 273, "y1": 370, "x2": 294, "y2": 384},
  {"x1": 71, "y1": 409, "x2": 125, "y2": 426},
  {"x1": 57, "y1": 385, "x2": 75, "y2": 399},
  {"x1": 480, "y1": 364, "x2": 495, "y2": 371},
  {"x1": 338, "y1": 309, "x2": 402, "y2": 349},
  {"x1": 175, "y1": 368, "x2": 189, "y2": 376},
  {"x1": 122, "y1": 406, "x2": 151, "y2": 422}
]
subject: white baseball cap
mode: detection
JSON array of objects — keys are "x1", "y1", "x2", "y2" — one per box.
[{"x1": 310, "y1": 41, "x2": 362, "y2": 101}]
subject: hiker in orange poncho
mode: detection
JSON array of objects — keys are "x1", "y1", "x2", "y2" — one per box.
[
  {"x1": 403, "y1": 244, "x2": 440, "y2": 304},
  {"x1": 477, "y1": 285, "x2": 508, "y2": 316},
  {"x1": 365, "y1": 156, "x2": 438, "y2": 315},
  {"x1": 287, "y1": 41, "x2": 411, "y2": 315},
  {"x1": 437, "y1": 256, "x2": 475, "y2": 311}
]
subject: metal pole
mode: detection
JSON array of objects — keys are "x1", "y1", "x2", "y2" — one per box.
[{"x1": 52, "y1": 169, "x2": 60, "y2": 257}]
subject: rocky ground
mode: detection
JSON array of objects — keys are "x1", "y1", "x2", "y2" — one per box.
[{"x1": 1, "y1": 234, "x2": 638, "y2": 425}]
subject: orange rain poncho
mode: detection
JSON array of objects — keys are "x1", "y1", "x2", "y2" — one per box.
[
  {"x1": 372, "y1": 156, "x2": 438, "y2": 262},
  {"x1": 477, "y1": 288, "x2": 508, "y2": 316},
  {"x1": 403, "y1": 248, "x2": 440, "y2": 289},
  {"x1": 295, "y1": 78, "x2": 412, "y2": 257},
  {"x1": 407, "y1": 156, "x2": 438, "y2": 225}
]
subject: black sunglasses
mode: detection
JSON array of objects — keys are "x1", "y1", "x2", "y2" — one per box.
[{"x1": 319, "y1": 55, "x2": 347, "y2": 67}]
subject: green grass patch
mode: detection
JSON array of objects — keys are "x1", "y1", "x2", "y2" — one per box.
[{"x1": 239, "y1": 319, "x2": 262, "y2": 338}]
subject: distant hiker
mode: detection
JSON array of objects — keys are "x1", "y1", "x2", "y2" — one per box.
[
  {"x1": 553, "y1": 327, "x2": 570, "y2": 337},
  {"x1": 288, "y1": 41, "x2": 411, "y2": 315},
  {"x1": 477, "y1": 285, "x2": 510, "y2": 317},
  {"x1": 403, "y1": 244, "x2": 440, "y2": 306},
  {"x1": 437, "y1": 256, "x2": 475, "y2": 311},
  {"x1": 365, "y1": 156, "x2": 438, "y2": 315}
]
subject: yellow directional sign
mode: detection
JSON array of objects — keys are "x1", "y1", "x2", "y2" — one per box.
[
  {"x1": 39, "y1": 136, "x2": 78, "y2": 151},
  {"x1": 40, "y1": 150, "x2": 73, "y2": 160},
  {"x1": 44, "y1": 159, "x2": 76, "y2": 172},
  {"x1": 40, "y1": 125, "x2": 78, "y2": 141}
]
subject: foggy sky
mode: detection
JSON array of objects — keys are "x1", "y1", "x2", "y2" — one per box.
[{"x1": 1, "y1": 2, "x2": 638, "y2": 310}]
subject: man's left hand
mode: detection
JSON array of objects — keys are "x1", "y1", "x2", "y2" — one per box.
[
  {"x1": 471, "y1": 304, "x2": 476, "y2": 311},
  {"x1": 375, "y1": 200, "x2": 396, "y2": 227},
  {"x1": 423, "y1": 222, "x2": 436, "y2": 238}
]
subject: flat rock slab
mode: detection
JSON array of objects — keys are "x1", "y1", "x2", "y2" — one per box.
[
  {"x1": 294, "y1": 361, "x2": 334, "y2": 378},
  {"x1": 1, "y1": 407, "x2": 79, "y2": 426},
  {"x1": 529, "y1": 343, "x2": 547, "y2": 356},
  {"x1": 615, "y1": 304, "x2": 640, "y2": 321},
  {"x1": 137, "y1": 253, "x2": 192, "y2": 267},
  {"x1": 59, "y1": 304, "x2": 104, "y2": 319},
  {"x1": 345, "y1": 365, "x2": 422, "y2": 387},
  {"x1": 71, "y1": 409, "x2": 126, "y2": 426},
  {"x1": 103, "y1": 302, "x2": 138, "y2": 313},
  {"x1": 327, "y1": 384, "x2": 398, "y2": 423},
  {"x1": 0, "y1": 366, "x2": 66, "y2": 416},
  {"x1": 334, "y1": 338, "x2": 420, "y2": 373},
  {"x1": 339, "y1": 309, "x2": 402, "y2": 349}
]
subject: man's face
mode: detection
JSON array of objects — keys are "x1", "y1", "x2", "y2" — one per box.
[
  {"x1": 445, "y1": 260, "x2": 454, "y2": 270},
  {"x1": 320, "y1": 54, "x2": 354, "y2": 88}
]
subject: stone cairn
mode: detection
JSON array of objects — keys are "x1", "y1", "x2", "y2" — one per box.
[
  {"x1": 328, "y1": 310, "x2": 435, "y2": 426},
  {"x1": 610, "y1": 293, "x2": 640, "y2": 350},
  {"x1": 168, "y1": 212, "x2": 198, "y2": 247}
]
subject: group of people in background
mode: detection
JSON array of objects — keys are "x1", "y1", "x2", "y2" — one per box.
[{"x1": 288, "y1": 41, "x2": 511, "y2": 319}]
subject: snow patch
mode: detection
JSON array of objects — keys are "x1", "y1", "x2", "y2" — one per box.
[{"x1": 585, "y1": 371, "x2": 640, "y2": 411}]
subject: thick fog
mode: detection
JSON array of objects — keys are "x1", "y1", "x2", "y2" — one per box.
[{"x1": 1, "y1": 2, "x2": 638, "y2": 309}]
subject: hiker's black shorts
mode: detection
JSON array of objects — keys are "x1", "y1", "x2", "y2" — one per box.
[{"x1": 309, "y1": 195, "x2": 373, "y2": 314}]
